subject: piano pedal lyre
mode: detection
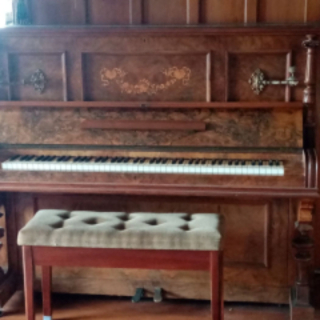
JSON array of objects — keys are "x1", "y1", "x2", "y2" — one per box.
[
  {"x1": 131, "y1": 288, "x2": 144, "y2": 303},
  {"x1": 153, "y1": 287, "x2": 163, "y2": 303}
]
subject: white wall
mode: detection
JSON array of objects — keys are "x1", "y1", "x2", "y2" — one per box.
[{"x1": 0, "y1": 0, "x2": 12, "y2": 26}]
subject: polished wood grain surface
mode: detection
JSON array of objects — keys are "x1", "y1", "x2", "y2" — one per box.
[{"x1": 19, "y1": 0, "x2": 320, "y2": 25}]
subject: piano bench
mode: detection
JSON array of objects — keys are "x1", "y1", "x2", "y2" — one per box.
[{"x1": 18, "y1": 210, "x2": 224, "y2": 320}]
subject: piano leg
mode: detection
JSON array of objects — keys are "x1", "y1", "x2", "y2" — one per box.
[
  {"x1": 22, "y1": 246, "x2": 35, "y2": 320},
  {"x1": 290, "y1": 200, "x2": 315, "y2": 320}
]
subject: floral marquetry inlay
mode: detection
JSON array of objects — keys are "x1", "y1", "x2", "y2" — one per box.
[{"x1": 100, "y1": 67, "x2": 191, "y2": 95}]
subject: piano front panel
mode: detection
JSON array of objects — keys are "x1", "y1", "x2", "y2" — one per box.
[
  {"x1": 12, "y1": 192, "x2": 291, "y2": 303},
  {"x1": 0, "y1": 108, "x2": 302, "y2": 148}
]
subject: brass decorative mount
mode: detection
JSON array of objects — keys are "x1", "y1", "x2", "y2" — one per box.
[
  {"x1": 0, "y1": 69, "x2": 47, "y2": 94},
  {"x1": 248, "y1": 67, "x2": 298, "y2": 95}
]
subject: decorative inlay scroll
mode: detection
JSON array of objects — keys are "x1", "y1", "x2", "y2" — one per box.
[
  {"x1": 248, "y1": 67, "x2": 298, "y2": 95},
  {"x1": 100, "y1": 67, "x2": 191, "y2": 95}
]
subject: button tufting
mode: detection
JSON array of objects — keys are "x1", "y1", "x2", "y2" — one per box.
[
  {"x1": 144, "y1": 219, "x2": 158, "y2": 226},
  {"x1": 179, "y1": 225, "x2": 190, "y2": 231},
  {"x1": 57, "y1": 212, "x2": 71, "y2": 220},
  {"x1": 113, "y1": 223, "x2": 125, "y2": 231},
  {"x1": 49, "y1": 220, "x2": 64, "y2": 229},
  {"x1": 83, "y1": 218, "x2": 99, "y2": 225}
]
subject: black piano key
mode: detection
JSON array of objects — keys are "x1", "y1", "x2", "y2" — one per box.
[{"x1": 9, "y1": 155, "x2": 20, "y2": 161}]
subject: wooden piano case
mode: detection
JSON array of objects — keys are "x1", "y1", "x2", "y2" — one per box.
[{"x1": 0, "y1": 2, "x2": 320, "y2": 318}]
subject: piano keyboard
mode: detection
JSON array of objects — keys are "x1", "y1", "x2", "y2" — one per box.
[{"x1": 1, "y1": 155, "x2": 285, "y2": 176}]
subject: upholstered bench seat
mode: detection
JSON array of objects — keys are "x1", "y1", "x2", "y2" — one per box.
[
  {"x1": 19, "y1": 210, "x2": 224, "y2": 320},
  {"x1": 18, "y1": 210, "x2": 223, "y2": 251}
]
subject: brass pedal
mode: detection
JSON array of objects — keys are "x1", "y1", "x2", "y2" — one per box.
[
  {"x1": 132, "y1": 288, "x2": 144, "y2": 303},
  {"x1": 153, "y1": 287, "x2": 163, "y2": 303}
]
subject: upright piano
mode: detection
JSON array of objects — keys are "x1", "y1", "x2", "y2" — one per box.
[{"x1": 0, "y1": 1, "x2": 319, "y2": 319}]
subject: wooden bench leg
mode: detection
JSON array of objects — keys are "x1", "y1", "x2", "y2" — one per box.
[
  {"x1": 23, "y1": 246, "x2": 35, "y2": 320},
  {"x1": 210, "y1": 251, "x2": 223, "y2": 320},
  {"x1": 42, "y1": 266, "x2": 52, "y2": 320}
]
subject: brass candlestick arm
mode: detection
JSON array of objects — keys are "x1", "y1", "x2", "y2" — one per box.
[
  {"x1": 249, "y1": 67, "x2": 298, "y2": 95},
  {"x1": 0, "y1": 69, "x2": 47, "y2": 94}
]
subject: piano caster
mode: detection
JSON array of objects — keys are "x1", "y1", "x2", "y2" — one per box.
[
  {"x1": 153, "y1": 287, "x2": 163, "y2": 303},
  {"x1": 132, "y1": 288, "x2": 144, "y2": 303}
]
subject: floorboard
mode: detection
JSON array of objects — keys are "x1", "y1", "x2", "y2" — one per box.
[{"x1": 4, "y1": 290, "x2": 315, "y2": 320}]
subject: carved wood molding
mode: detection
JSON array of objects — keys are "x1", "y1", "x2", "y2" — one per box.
[
  {"x1": 302, "y1": 35, "x2": 319, "y2": 106},
  {"x1": 297, "y1": 200, "x2": 314, "y2": 223},
  {"x1": 291, "y1": 199, "x2": 315, "y2": 311}
]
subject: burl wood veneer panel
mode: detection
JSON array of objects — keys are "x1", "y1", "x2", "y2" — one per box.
[
  {"x1": 0, "y1": 108, "x2": 302, "y2": 148},
  {"x1": 87, "y1": 0, "x2": 131, "y2": 25},
  {"x1": 228, "y1": 52, "x2": 288, "y2": 102},
  {"x1": 29, "y1": 0, "x2": 86, "y2": 25},
  {"x1": 201, "y1": 0, "x2": 245, "y2": 24},
  {"x1": 11, "y1": 194, "x2": 290, "y2": 303},
  {"x1": 222, "y1": 203, "x2": 269, "y2": 267},
  {"x1": 82, "y1": 53, "x2": 209, "y2": 102},
  {"x1": 258, "y1": 0, "x2": 306, "y2": 23},
  {"x1": 9, "y1": 53, "x2": 65, "y2": 101}
]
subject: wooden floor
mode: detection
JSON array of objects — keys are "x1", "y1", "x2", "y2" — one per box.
[{"x1": 4, "y1": 291, "x2": 320, "y2": 320}]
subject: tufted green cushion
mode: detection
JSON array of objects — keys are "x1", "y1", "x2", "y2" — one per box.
[{"x1": 18, "y1": 210, "x2": 223, "y2": 251}]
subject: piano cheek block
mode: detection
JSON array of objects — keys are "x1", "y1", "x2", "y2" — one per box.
[{"x1": 80, "y1": 120, "x2": 207, "y2": 132}]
